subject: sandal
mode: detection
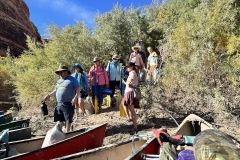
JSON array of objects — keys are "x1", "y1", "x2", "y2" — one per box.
[
  {"x1": 129, "y1": 129, "x2": 138, "y2": 135},
  {"x1": 127, "y1": 119, "x2": 132, "y2": 122}
]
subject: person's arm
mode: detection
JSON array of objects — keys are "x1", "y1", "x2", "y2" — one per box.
[
  {"x1": 72, "y1": 78, "x2": 80, "y2": 104},
  {"x1": 139, "y1": 54, "x2": 145, "y2": 69},
  {"x1": 84, "y1": 74, "x2": 89, "y2": 93},
  {"x1": 72, "y1": 86, "x2": 80, "y2": 105},
  {"x1": 129, "y1": 53, "x2": 132, "y2": 62},
  {"x1": 104, "y1": 68, "x2": 109, "y2": 87},
  {"x1": 88, "y1": 66, "x2": 94, "y2": 78},
  {"x1": 44, "y1": 89, "x2": 57, "y2": 101}
]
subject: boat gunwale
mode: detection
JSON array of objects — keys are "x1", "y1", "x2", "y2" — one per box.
[
  {"x1": 4, "y1": 123, "x2": 107, "y2": 160},
  {"x1": 55, "y1": 137, "x2": 145, "y2": 159},
  {"x1": 0, "y1": 118, "x2": 30, "y2": 127}
]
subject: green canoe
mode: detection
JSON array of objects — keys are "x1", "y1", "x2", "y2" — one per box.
[
  {"x1": 0, "y1": 113, "x2": 13, "y2": 125},
  {"x1": 0, "y1": 119, "x2": 30, "y2": 132}
]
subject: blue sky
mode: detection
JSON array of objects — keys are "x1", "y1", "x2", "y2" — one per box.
[{"x1": 24, "y1": 0, "x2": 157, "y2": 37}]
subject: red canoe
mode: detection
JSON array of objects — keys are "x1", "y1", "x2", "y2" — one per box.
[
  {"x1": 125, "y1": 114, "x2": 213, "y2": 160},
  {"x1": 3, "y1": 123, "x2": 107, "y2": 160}
]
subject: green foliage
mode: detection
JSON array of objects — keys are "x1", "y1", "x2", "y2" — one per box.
[
  {"x1": 155, "y1": 0, "x2": 240, "y2": 118},
  {"x1": 1, "y1": 22, "x2": 96, "y2": 108}
]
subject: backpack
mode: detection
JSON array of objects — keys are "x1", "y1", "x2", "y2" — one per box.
[
  {"x1": 159, "y1": 142, "x2": 177, "y2": 160},
  {"x1": 74, "y1": 73, "x2": 86, "y2": 90}
]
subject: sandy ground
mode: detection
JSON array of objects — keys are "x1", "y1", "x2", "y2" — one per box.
[
  {"x1": 17, "y1": 98, "x2": 180, "y2": 145},
  {"x1": 17, "y1": 95, "x2": 240, "y2": 145}
]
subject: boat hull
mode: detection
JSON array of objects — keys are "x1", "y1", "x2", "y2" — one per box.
[
  {"x1": 126, "y1": 114, "x2": 213, "y2": 160},
  {"x1": 55, "y1": 138, "x2": 147, "y2": 160},
  {"x1": 4, "y1": 123, "x2": 107, "y2": 160},
  {"x1": 0, "y1": 113, "x2": 12, "y2": 125},
  {"x1": 9, "y1": 127, "x2": 31, "y2": 142},
  {"x1": 0, "y1": 119, "x2": 30, "y2": 132}
]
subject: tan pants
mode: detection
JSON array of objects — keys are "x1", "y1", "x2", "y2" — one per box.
[{"x1": 150, "y1": 65, "x2": 157, "y2": 73}]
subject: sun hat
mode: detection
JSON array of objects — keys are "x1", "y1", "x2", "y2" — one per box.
[
  {"x1": 112, "y1": 54, "x2": 120, "y2": 60},
  {"x1": 55, "y1": 65, "x2": 71, "y2": 74},
  {"x1": 126, "y1": 62, "x2": 135, "y2": 68},
  {"x1": 93, "y1": 57, "x2": 100, "y2": 62},
  {"x1": 74, "y1": 63, "x2": 82, "y2": 68},
  {"x1": 131, "y1": 45, "x2": 141, "y2": 51}
]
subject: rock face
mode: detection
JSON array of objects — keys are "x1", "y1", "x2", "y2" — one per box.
[{"x1": 0, "y1": 0, "x2": 41, "y2": 57}]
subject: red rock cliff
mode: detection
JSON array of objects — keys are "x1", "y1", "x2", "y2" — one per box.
[{"x1": 0, "y1": 0, "x2": 41, "y2": 57}]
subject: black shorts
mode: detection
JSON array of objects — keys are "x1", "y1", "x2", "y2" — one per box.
[
  {"x1": 79, "y1": 90, "x2": 87, "y2": 99},
  {"x1": 54, "y1": 102, "x2": 74, "y2": 123}
]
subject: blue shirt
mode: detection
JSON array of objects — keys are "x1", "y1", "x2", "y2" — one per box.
[
  {"x1": 56, "y1": 76, "x2": 79, "y2": 102},
  {"x1": 106, "y1": 61, "x2": 121, "y2": 81}
]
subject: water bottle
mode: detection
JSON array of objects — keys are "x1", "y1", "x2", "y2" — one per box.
[{"x1": 41, "y1": 101, "x2": 48, "y2": 116}]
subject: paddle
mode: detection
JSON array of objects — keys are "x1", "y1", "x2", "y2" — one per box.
[
  {"x1": 106, "y1": 95, "x2": 111, "y2": 107},
  {"x1": 106, "y1": 61, "x2": 111, "y2": 107},
  {"x1": 119, "y1": 64, "x2": 126, "y2": 117},
  {"x1": 93, "y1": 68, "x2": 98, "y2": 114}
]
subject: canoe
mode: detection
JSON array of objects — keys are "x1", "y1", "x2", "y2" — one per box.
[
  {"x1": 125, "y1": 114, "x2": 214, "y2": 160},
  {"x1": 0, "y1": 111, "x2": 5, "y2": 116},
  {"x1": 54, "y1": 138, "x2": 147, "y2": 160},
  {"x1": 0, "y1": 119, "x2": 30, "y2": 132},
  {"x1": 9, "y1": 127, "x2": 31, "y2": 142},
  {"x1": 3, "y1": 123, "x2": 107, "y2": 160},
  {"x1": 0, "y1": 113, "x2": 13, "y2": 125}
]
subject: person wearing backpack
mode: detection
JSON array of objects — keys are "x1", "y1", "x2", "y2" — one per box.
[
  {"x1": 71, "y1": 63, "x2": 89, "y2": 117},
  {"x1": 106, "y1": 54, "x2": 121, "y2": 107},
  {"x1": 89, "y1": 57, "x2": 109, "y2": 112}
]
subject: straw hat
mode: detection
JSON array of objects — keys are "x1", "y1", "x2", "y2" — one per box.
[
  {"x1": 131, "y1": 45, "x2": 141, "y2": 51},
  {"x1": 112, "y1": 54, "x2": 120, "y2": 60}
]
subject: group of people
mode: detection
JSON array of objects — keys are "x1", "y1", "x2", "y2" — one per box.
[{"x1": 44, "y1": 43, "x2": 160, "y2": 133}]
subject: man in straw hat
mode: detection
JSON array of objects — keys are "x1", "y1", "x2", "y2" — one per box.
[
  {"x1": 106, "y1": 54, "x2": 121, "y2": 106},
  {"x1": 89, "y1": 57, "x2": 109, "y2": 112},
  {"x1": 44, "y1": 65, "x2": 80, "y2": 132}
]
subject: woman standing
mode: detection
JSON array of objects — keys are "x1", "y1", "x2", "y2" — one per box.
[
  {"x1": 146, "y1": 47, "x2": 158, "y2": 81},
  {"x1": 88, "y1": 57, "x2": 109, "y2": 112},
  {"x1": 71, "y1": 63, "x2": 89, "y2": 117},
  {"x1": 106, "y1": 54, "x2": 121, "y2": 106},
  {"x1": 129, "y1": 45, "x2": 145, "y2": 76},
  {"x1": 122, "y1": 62, "x2": 139, "y2": 134}
]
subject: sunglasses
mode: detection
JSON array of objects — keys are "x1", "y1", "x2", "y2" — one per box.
[
  {"x1": 57, "y1": 71, "x2": 65, "y2": 74},
  {"x1": 134, "y1": 48, "x2": 139, "y2": 50}
]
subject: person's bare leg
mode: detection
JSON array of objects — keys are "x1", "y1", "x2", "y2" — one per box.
[
  {"x1": 79, "y1": 98, "x2": 86, "y2": 114},
  {"x1": 123, "y1": 105, "x2": 131, "y2": 121},
  {"x1": 66, "y1": 121, "x2": 71, "y2": 132},
  {"x1": 75, "y1": 101, "x2": 79, "y2": 118},
  {"x1": 128, "y1": 105, "x2": 137, "y2": 132}
]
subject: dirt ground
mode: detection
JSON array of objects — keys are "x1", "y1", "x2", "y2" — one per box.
[
  {"x1": 17, "y1": 94, "x2": 240, "y2": 146},
  {"x1": 17, "y1": 98, "x2": 179, "y2": 145}
]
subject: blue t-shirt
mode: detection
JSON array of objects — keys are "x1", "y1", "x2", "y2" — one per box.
[{"x1": 56, "y1": 76, "x2": 79, "y2": 102}]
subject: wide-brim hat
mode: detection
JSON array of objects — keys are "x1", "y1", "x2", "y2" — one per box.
[
  {"x1": 55, "y1": 65, "x2": 71, "y2": 74},
  {"x1": 126, "y1": 62, "x2": 135, "y2": 68},
  {"x1": 112, "y1": 54, "x2": 120, "y2": 60},
  {"x1": 74, "y1": 63, "x2": 82, "y2": 68},
  {"x1": 131, "y1": 45, "x2": 141, "y2": 51},
  {"x1": 93, "y1": 57, "x2": 100, "y2": 62}
]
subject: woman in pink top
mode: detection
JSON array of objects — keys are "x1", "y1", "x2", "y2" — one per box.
[
  {"x1": 122, "y1": 62, "x2": 139, "y2": 134},
  {"x1": 89, "y1": 57, "x2": 109, "y2": 111},
  {"x1": 129, "y1": 45, "x2": 145, "y2": 75}
]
